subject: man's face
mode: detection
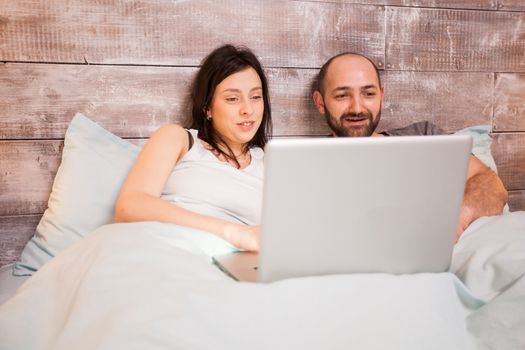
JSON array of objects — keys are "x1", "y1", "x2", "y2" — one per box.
[{"x1": 313, "y1": 55, "x2": 384, "y2": 137}]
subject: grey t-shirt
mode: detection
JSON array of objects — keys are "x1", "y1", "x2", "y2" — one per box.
[{"x1": 381, "y1": 121, "x2": 445, "y2": 136}]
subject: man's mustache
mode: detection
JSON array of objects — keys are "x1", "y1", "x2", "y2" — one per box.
[{"x1": 340, "y1": 112, "x2": 372, "y2": 121}]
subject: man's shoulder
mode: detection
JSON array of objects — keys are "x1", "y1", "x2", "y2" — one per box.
[{"x1": 382, "y1": 121, "x2": 445, "y2": 136}]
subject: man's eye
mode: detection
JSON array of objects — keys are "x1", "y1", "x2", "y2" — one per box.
[
  {"x1": 335, "y1": 94, "x2": 346, "y2": 99},
  {"x1": 364, "y1": 91, "x2": 376, "y2": 97}
]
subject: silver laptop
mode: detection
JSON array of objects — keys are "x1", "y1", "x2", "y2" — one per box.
[{"x1": 213, "y1": 135, "x2": 472, "y2": 283}]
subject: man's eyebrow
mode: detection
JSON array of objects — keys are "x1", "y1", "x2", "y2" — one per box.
[
  {"x1": 331, "y1": 85, "x2": 378, "y2": 93},
  {"x1": 332, "y1": 86, "x2": 351, "y2": 93}
]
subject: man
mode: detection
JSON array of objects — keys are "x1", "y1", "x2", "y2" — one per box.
[{"x1": 312, "y1": 52, "x2": 508, "y2": 240}]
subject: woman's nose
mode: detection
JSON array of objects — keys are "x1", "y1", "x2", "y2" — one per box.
[{"x1": 240, "y1": 99, "x2": 254, "y2": 116}]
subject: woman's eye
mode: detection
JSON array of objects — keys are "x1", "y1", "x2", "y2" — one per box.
[
  {"x1": 251, "y1": 95, "x2": 262, "y2": 100},
  {"x1": 226, "y1": 97, "x2": 239, "y2": 102}
]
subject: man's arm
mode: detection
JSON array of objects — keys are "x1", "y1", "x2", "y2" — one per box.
[{"x1": 456, "y1": 155, "x2": 508, "y2": 240}]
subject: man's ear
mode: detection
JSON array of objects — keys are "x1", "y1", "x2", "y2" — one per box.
[
  {"x1": 380, "y1": 86, "x2": 385, "y2": 105},
  {"x1": 313, "y1": 90, "x2": 325, "y2": 115}
]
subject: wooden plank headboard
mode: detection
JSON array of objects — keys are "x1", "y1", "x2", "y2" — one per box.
[{"x1": 1, "y1": 0, "x2": 524, "y2": 267}]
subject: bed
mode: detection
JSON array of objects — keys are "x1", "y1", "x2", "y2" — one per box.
[
  {"x1": 0, "y1": 113, "x2": 524, "y2": 349},
  {"x1": 1, "y1": 1, "x2": 525, "y2": 349}
]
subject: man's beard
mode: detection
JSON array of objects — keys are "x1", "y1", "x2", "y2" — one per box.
[{"x1": 325, "y1": 109, "x2": 381, "y2": 137}]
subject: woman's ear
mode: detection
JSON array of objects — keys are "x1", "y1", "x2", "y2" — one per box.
[{"x1": 203, "y1": 107, "x2": 212, "y2": 120}]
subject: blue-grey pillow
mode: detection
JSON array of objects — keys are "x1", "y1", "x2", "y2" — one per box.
[
  {"x1": 454, "y1": 125, "x2": 497, "y2": 173},
  {"x1": 14, "y1": 113, "x2": 140, "y2": 275}
]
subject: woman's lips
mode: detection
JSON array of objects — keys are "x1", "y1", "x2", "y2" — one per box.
[{"x1": 237, "y1": 121, "x2": 256, "y2": 131}]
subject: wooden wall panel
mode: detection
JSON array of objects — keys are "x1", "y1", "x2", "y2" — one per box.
[
  {"x1": 307, "y1": 0, "x2": 498, "y2": 11},
  {"x1": 499, "y1": 1, "x2": 525, "y2": 11},
  {"x1": 0, "y1": 215, "x2": 40, "y2": 267},
  {"x1": 0, "y1": 0, "x2": 385, "y2": 68},
  {"x1": 267, "y1": 68, "x2": 330, "y2": 137},
  {"x1": 492, "y1": 133, "x2": 525, "y2": 191},
  {"x1": 380, "y1": 71, "x2": 493, "y2": 132},
  {"x1": 385, "y1": 7, "x2": 525, "y2": 71},
  {"x1": 0, "y1": 63, "x2": 195, "y2": 139},
  {"x1": 493, "y1": 73, "x2": 525, "y2": 132},
  {"x1": 0, "y1": 64, "x2": 499, "y2": 139},
  {"x1": 508, "y1": 190, "x2": 525, "y2": 212},
  {"x1": 0, "y1": 141, "x2": 62, "y2": 216},
  {"x1": 0, "y1": 64, "x2": 327, "y2": 139}
]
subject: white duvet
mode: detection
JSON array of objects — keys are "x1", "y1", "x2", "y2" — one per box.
[{"x1": 1, "y1": 212, "x2": 524, "y2": 350}]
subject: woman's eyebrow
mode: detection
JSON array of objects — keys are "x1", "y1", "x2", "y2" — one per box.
[{"x1": 221, "y1": 86, "x2": 262, "y2": 93}]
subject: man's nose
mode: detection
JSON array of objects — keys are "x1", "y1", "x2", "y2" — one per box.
[{"x1": 348, "y1": 94, "x2": 364, "y2": 114}]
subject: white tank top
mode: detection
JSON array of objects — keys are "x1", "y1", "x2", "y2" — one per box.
[{"x1": 160, "y1": 129, "x2": 264, "y2": 225}]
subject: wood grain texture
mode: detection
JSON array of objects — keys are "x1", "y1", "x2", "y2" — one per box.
[
  {"x1": 0, "y1": 63, "x2": 328, "y2": 139},
  {"x1": 493, "y1": 73, "x2": 525, "y2": 132},
  {"x1": 508, "y1": 190, "x2": 525, "y2": 212},
  {"x1": 306, "y1": 0, "x2": 499, "y2": 11},
  {"x1": 385, "y1": 7, "x2": 525, "y2": 71},
  {"x1": 267, "y1": 68, "x2": 331, "y2": 136},
  {"x1": 499, "y1": 0, "x2": 525, "y2": 11},
  {"x1": 0, "y1": 64, "x2": 499, "y2": 139},
  {"x1": 0, "y1": 63, "x2": 195, "y2": 139},
  {"x1": 492, "y1": 133, "x2": 525, "y2": 191},
  {"x1": 0, "y1": 140, "x2": 62, "y2": 216},
  {"x1": 0, "y1": 215, "x2": 40, "y2": 268},
  {"x1": 0, "y1": 0, "x2": 385, "y2": 68},
  {"x1": 380, "y1": 71, "x2": 493, "y2": 132}
]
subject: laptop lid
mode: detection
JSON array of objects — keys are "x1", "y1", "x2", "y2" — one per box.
[{"x1": 256, "y1": 135, "x2": 472, "y2": 282}]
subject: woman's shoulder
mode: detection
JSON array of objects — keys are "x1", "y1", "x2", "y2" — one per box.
[
  {"x1": 143, "y1": 124, "x2": 193, "y2": 159},
  {"x1": 153, "y1": 123, "x2": 187, "y2": 136},
  {"x1": 148, "y1": 124, "x2": 191, "y2": 143}
]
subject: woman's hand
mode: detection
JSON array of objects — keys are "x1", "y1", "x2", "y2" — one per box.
[{"x1": 223, "y1": 224, "x2": 260, "y2": 252}]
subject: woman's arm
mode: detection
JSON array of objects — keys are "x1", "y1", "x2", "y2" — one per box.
[{"x1": 114, "y1": 124, "x2": 259, "y2": 251}]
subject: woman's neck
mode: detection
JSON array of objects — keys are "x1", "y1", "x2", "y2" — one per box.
[{"x1": 218, "y1": 142, "x2": 248, "y2": 157}]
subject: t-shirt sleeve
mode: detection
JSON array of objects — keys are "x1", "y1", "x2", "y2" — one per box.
[{"x1": 383, "y1": 121, "x2": 445, "y2": 136}]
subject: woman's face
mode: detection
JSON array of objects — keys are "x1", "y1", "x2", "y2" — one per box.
[{"x1": 208, "y1": 67, "x2": 264, "y2": 152}]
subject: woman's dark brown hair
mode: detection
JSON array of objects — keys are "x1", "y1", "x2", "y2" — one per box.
[{"x1": 190, "y1": 44, "x2": 272, "y2": 168}]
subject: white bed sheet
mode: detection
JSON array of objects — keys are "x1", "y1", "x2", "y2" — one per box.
[
  {"x1": 0, "y1": 212, "x2": 524, "y2": 350},
  {"x1": 0, "y1": 264, "x2": 29, "y2": 306}
]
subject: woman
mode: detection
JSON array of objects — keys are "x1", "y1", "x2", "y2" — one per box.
[{"x1": 115, "y1": 44, "x2": 272, "y2": 251}]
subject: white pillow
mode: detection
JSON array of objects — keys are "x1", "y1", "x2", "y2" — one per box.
[{"x1": 14, "y1": 113, "x2": 139, "y2": 275}]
